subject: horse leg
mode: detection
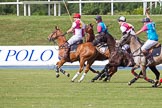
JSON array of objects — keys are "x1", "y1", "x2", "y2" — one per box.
[
  {"x1": 71, "y1": 59, "x2": 85, "y2": 82},
  {"x1": 59, "y1": 68, "x2": 70, "y2": 77},
  {"x1": 104, "y1": 66, "x2": 118, "y2": 82},
  {"x1": 140, "y1": 65, "x2": 155, "y2": 84},
  {"x1": 91, "y1": 64, "x2": 109, "y2": 82},
  {"x1": 128, "y1": 70, "x2": 143, "y2": 86},
  {"x1": 56, "y1": 60, "x2": 70, "y2": 78},
  {"x1": 55, "y1": 65, "x2": 60, "y2": 78},
  {"x1": 84, "y1": 63, "x2": 99, "y2": 74},
  {"x1": 78, "y1": 59, "x2": 94, "y2": 82},
  {"x1": 149, "y1": 66, "x2": 160, "y2": 87}
]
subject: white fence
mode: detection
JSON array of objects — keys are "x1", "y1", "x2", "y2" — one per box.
[{"x1": 0, "y1": 0, "x2": 162, "y2": 16}]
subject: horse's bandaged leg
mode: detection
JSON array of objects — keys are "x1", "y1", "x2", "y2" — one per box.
[
  {"x1": 78, "y1": 73, "x2": 87, "y2": 82},
  {"x1": 71, "y1": 72, "x2": 80, "y2": 82}
]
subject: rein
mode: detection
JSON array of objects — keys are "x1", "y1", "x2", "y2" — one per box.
[
  {"x1": 129, "y1": 35, "x2": 144, "y2": 57},
  {"x1": 49, "y1": 31, "x2": 67, "y2": 50}
]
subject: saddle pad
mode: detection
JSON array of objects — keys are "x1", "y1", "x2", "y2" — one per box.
[
  {"x1": 70, "y1": 44, "x2": 78, "y2": 52},
  {"x1": 152, "y1": 46, "x2": 161, "y2": 57},
  {"x1": 96, "y1": 46, "x2": 108, "y2": 54}
]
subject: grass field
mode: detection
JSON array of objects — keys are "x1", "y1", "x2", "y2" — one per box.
[
  {"x1": 0, "y1": 15, "x2": 162, "y2": 45},
  {"x1": 0, "y1": 69, "x2": 162, "y2": 108},
  {"x1": 0, "y1": 15, "x2": 162, "y2": 108}
]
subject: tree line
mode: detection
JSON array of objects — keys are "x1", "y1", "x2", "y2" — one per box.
[{"x1": 0, "y1": 0, "x2": 162, "y2": 15}]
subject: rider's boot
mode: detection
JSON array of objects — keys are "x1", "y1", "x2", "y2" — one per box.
[
  {"x1": 92, "y1": 39, "x2": 100, "y2": 46},
  {"x1": 64, "y1": 42, "x2": 70, "y2": 60}
]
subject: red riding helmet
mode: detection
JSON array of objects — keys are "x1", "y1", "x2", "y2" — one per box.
[{"x1": 73, "y1": 13, "x2": 81, "y2": 18}]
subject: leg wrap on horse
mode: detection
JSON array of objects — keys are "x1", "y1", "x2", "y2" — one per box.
[
  {"x1": 128, "y1": 77, "x2": 138, "y2": 85},
  {"x1": 144, "y1": 77, "x2": 155, "y2": 84},
  {"x1": 55, "y1": 65, "x2": 59, "y2": 73}
]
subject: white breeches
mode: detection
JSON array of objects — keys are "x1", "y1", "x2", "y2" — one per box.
[
  {"x1": 67, "y1": 35, "x2": 83, "y2": 46},
  {"x1": 122, "y1": 44, "x2": 130, "y2": 51},
  {"x1": 141, "y1": 40, "x2": 158, "y2": 51}
]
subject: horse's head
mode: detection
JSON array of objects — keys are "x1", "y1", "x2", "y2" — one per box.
[
  {"x1": 85, "y1": 23, "x2": 94, "y2": 34},
  {"x1": 120, "y1": 32, "x2": 142, "y2": 47},
  {"x1": 119, "y1": 32, "x2": 132, "y2": 46},
  {"x1": 48, "y1": 26, "x2": 65, "y2": 41}
]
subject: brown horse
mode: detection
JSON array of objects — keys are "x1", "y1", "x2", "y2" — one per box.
[
  {"x1": 48, "y1": 26, "x2": 100, "y2": 82},
  {"x1": 85, "y1": 23, "x2": 95, "y2": 42}
]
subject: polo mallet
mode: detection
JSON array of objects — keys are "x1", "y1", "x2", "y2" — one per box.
[{"x1": 63, "y1": 0, "x2": 73, "y2": 23}]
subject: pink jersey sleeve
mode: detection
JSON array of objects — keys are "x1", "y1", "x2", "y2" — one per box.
[
  {"x1": 97, "y1": 26, "x2": 102, "y2": 33},
  {"x1": 140, "y1": 25, "x2": 148, "y2": 32}
]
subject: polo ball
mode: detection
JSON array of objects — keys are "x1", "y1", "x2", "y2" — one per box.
[{"x1": 159, "y1": 78, "x2": 162, "y2": 83}]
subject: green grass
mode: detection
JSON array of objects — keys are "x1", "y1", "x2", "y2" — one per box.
[
  {"x1": 0, "y1": 69, "x2": 162, "y2": 108},
  {"x1": 0, "y1": 15, "x2": 162, "y2": 45}
]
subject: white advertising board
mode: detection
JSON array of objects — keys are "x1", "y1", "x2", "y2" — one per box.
[{"x1": 0, "y1": 46, "x2": 108, "y2": 66}]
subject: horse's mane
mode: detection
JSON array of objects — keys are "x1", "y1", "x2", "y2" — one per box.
[
  {"x1": 131, "y1": 35, "x2": 143, "y2": 45},
  {"x1": 136, "y1": 37, "x2": 144, "y2": 45},
  {"x1": 106, "y1": 33, "x2": 116, "y2": 52}
]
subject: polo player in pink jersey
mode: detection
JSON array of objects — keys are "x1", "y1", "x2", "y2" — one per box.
[
  {"x1": 136, "y1": 8, "x2": 159, "y2": 66},
  {"x1": 117, "y1": 16, "x2": 135, "y2": 66},
  {"x1": 64, "y1": 13, "x2": 85, "y2": 60}
]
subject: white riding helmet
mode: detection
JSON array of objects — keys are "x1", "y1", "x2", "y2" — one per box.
[{"x1": 118, "y1": 16, "x2": 126, "y2": 22}]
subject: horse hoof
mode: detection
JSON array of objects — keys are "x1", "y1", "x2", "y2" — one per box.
[
  {"x1": 96, "y1": 71, "x2": 100, "y2": 74},
  {"x1": 103, "y1": 79, "x2": 107, "y2": 82},
  {"x1": 71, "y1": 80, "x2": 74, "y2": 82},
  {"x1": 157, "y1": 82, "x2": 161, "y2": 87},
  {"x1": 99, "y1": 77, "x2": 102, "y2": 80},
  {"x1": 128, "y1": 82, "x2": 131, "y2": 86},
  {"x1": 91, "y1": 80, "x2": 95, "y2": 82},
  {"x1": 67, "y1": 73, "x2": 70, "y2": 77},
  {"x1": 152, "y1": 84, "x2": 158, "y2": 88},
  {"x1": 56, "y1": 74, "x2": 60, "y2": 78},
  {"x1": 152, "y1": 80, "x2": 159, "y2": 88},
  {"x1": 78, "y1": 80, "x2": 81, "y2": 83}
]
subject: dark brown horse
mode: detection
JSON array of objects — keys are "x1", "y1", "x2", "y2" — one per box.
[
  {"x1": 84, "y1": 24, "x2": 120, "y2": 82},
  {"x1": 84, "y1": 23, "x2": 120, "y2": 82}
]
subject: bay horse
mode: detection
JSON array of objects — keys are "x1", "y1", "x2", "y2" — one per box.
[
  {"x1": 85, "y1": 23, "x2": 95, "y2": 42},
  {"x1": 115, "y1": 33, "x2": 161, "y2": 87},
  {"x1": 84, "y1": 23, "x2": 119, "y2": 82},
  {"x1": 48, "y1": 26, "x2": 99, "y2": 82}
]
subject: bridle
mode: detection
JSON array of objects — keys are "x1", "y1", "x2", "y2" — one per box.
[
  {"x1": 48, "y1": 30, "x2": 67, "y2": 50},
  {"x1": 121, "y1": 34, "x2": 143, "y2": 57},
  {"x1": 49, "y1": 30, "x2": 65, "y2": 41}
]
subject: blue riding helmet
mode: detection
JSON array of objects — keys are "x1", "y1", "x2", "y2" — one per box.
[
  {"x1": 142, "y1": 17, "x2": 150, "y2": 23},
  {"x1": 95, "y1": 15, "x2": 102, "y2": 21}
]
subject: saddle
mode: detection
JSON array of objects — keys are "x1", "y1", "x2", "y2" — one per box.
[
  {"x1": 149, "y1": 43, "x2": 161, "y2": 57},
  {"x1": 69, "y1": 40, "x2": 83, "y2": 52},
  {"x1": 96, "y1": 42, "x2": 108, "y2": 54}
]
